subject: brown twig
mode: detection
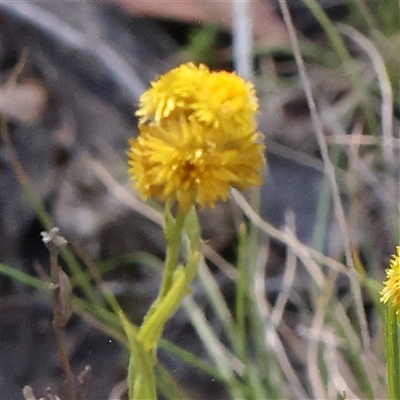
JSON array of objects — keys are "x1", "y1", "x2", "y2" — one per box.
[{"x1": 42, "y1": 228, "x2": 77, "y2": 400}]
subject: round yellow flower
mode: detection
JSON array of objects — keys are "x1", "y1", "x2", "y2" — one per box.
[
  {"x1": 191, "y1": 70, "x2": 258, "y2": 133},
  {"x1": 380, "y1": 246, "x2": 400, "y2": 313},
  {"x1": 135, "y1": 63, "x2": 209, "y2": 124},
  {"x1": 128, "y1": 116, "x2": 264, "y2": 208},
  {"x1": 135, "y1": 63, "x2": 258, "y2": 134}
]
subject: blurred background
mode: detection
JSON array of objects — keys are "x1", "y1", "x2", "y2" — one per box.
[{"x1": 0, "y1": 1, "x2": 399, "y2": 399}]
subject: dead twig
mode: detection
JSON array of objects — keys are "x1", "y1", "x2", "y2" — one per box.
[{"x1": 41, "y1": 228, "x2": 76, "y2": 400}]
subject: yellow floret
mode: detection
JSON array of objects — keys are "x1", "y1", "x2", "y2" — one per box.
[
  {"x1": 380, "y1": 246, "x2": 400, "y2": 313},
  {"x1": 128, "y1": 116, "x2": 264, "y2": 209}
]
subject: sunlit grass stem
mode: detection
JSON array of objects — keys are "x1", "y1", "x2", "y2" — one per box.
[{"x1": 385, "y1": 307, "x2": 400, "y2": 400}]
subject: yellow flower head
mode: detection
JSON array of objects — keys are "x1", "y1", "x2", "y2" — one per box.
[
  {"x1": 191, "y1": 70, "x2": 258, "y2": 133},
  {"x1": 128, "y1": 116, "x2": 264, "y2": 208},
  {"x1": 380, "y1": 246, "x2": 400, "y2": 313},
  {"x1": 129, "y1": 63, "x2": 265, "y2": 208},
  {"x1": 135, "y1": 62, "x2": 258, "y2": 134},
  {"x1": 135, "y1": 63, "x2": 209, "y2": 124}
]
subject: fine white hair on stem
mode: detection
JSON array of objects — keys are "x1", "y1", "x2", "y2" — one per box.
[
  {"x1": 232, "y1": 0, "x2": 253, "y2": 79},
  {"x1": 277, "y1": 0, "x2": 371, "y2": 353}
]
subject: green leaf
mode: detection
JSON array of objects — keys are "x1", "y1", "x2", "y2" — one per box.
[{"x1": 0, "y1": 263, "x2": 49, "y2": 291}]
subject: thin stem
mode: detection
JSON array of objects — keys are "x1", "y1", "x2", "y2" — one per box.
[
  {"x1": 235, "y1": 223, "x2": 248, "y2": 362},
  {"x1": 232, "y1": 0, "x2": 253, "y2": 79},
  {"x1": 386, "y1": 307, "x2": 400, "y2": 400},
  {"x1": 138, "y1": 251, "x2": 201, "y2": 347},
  {"x1": 278, "y1": 0, "x2": 371, "y2": 352},
  {"x1": 126, "y1": 202, "x2": 190, "y2": 400},
  {"x1": 159, "y1": 203, "x2": 187, "y2": 299},
  {"x1": 50, "y1": 250, "x2": 77, "y2": 400}
]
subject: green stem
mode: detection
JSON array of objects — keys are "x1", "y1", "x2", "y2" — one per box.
[
  {"x1": 138, "y1": 251, "x2": 201, "y2": 350},
  {"x1": 119, "y1": 308, "x2": 157, "y2": 400},
  {"x1": 159, "y1": 203, "x2": 187, "y2": 299},
  {"x1": 386, "y1": 307, "x2": 400, "y2": 400},
  {"x1": 235, "y1": 223, "x2": 248, "y2": 362},
  {"x1": 131, "y1": 351, "x2": 157, "y2": 400},
  {"x1": 125, "y1": 203, "x2": 201, "y2": 400}
]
